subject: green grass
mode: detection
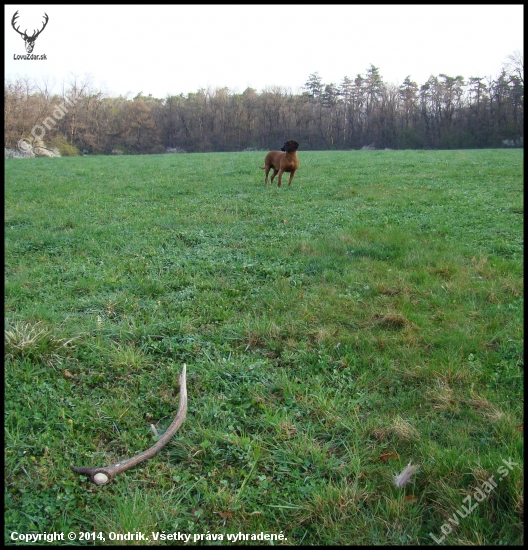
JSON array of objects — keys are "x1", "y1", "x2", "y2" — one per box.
[{"x1": 5, "y1": 149, "x2": 523, "y2": 545}]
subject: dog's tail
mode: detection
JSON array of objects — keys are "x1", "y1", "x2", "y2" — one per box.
[{"x1": 259, "y1": 166, "x2": 266, "y2": 170}]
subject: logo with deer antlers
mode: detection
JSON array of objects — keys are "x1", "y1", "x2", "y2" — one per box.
[{"x1": 12, "y1": 10, "x2": 49, "y2": 54}]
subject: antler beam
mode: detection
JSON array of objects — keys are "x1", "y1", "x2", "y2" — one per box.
[{"x1": 72, "y1": 364, "x2": 187, "y2": 485}]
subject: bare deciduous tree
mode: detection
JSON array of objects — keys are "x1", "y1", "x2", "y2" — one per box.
[{"x1": 4, "y1": 53, "x2": 524, "y2": 153}]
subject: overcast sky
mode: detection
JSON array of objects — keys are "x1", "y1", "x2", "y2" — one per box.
[{"x1": 5, "y1": 4, "x2": 524, "y2": 98}]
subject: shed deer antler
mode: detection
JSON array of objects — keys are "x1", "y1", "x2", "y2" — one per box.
[
  {"x1": 72, "y1": 364, "x2": 187, "y2": 485},
  {"x1": 12, "y1": 10, "x2": 49, "y2": 54}
]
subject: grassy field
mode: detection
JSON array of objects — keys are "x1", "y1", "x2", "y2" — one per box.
[{"x1": 5, "y1": 149, "x2": 523, "y2": 545}]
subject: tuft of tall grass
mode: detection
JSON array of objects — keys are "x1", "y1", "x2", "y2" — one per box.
[{"x1": 4, "y1": 321, "x2": 78, "y2": 367}]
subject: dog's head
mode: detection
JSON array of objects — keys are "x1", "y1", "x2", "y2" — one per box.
[{"x1": 281, "y1": 140, "x2": 299, "y2": 153}]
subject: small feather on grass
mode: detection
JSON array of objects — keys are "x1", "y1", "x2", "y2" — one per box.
[{"x1": 393, "y1": 461, "x2": 419, "y2": 488}]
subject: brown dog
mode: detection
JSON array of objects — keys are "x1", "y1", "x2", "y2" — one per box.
[{"x1": 260, "y1": 140, "x2": 299, "y2": 187}]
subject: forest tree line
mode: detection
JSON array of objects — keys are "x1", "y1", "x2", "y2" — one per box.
[{"x1": 4, "y1": 55, "x2": 523, "y2": 155}]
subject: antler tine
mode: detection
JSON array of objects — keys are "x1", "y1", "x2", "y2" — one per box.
[
  {"x1": 11, "y1": 10, "x2": 25, "y2": 36},
  {"x1": 37, "y1": 13, "x2": 49, "y2": 36},
  {"x1": 72, "y1": 364, "x2": 188, "y2": 486},
  {"x1": 27, "y1": 13, "x2": 49, "y2": 40}
]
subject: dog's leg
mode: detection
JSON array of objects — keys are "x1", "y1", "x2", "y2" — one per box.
[
  {"x1": 287, "y1": 170, "x2": 296, "y2": 186},
  {"x1": 277, "y1": 169, "x2": 284, "y2": 187},
  {"x1": 270, "y1": 168, "x2": 279, "y2": 185}
]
